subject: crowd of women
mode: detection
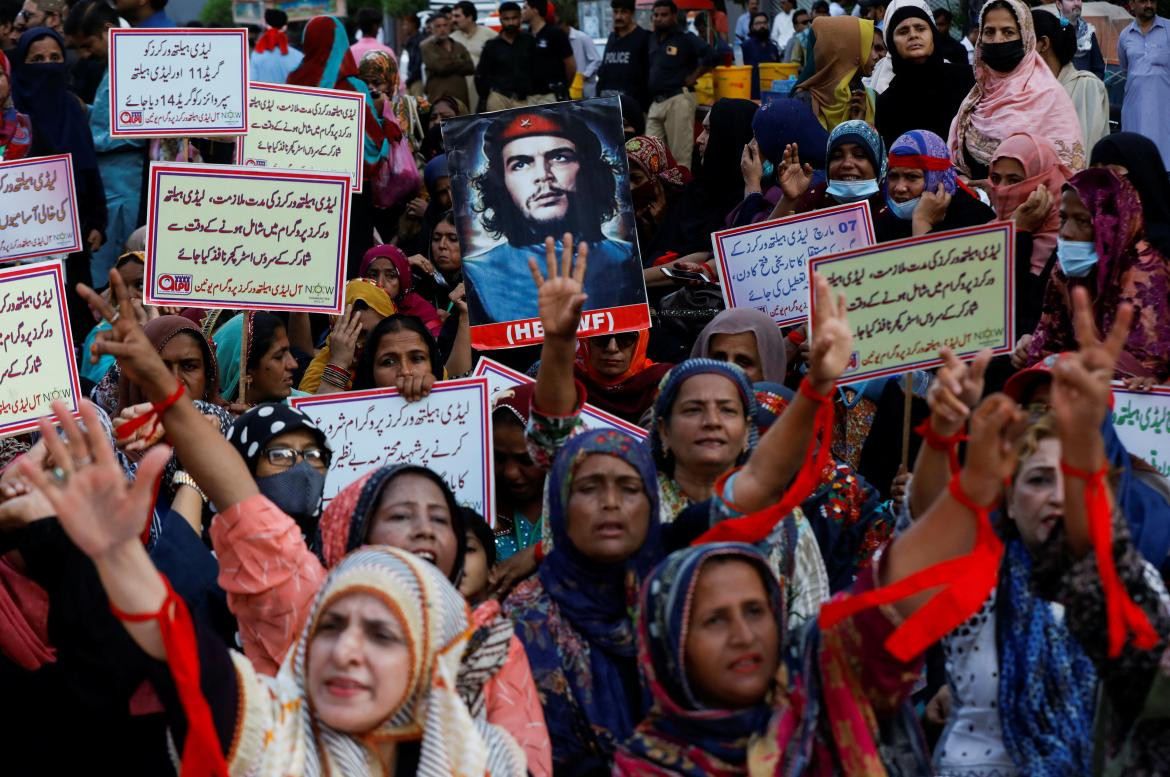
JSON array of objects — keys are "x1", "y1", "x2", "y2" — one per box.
[{"x1": 2, "y1": 0, "x2": 1170, "y2": 774}]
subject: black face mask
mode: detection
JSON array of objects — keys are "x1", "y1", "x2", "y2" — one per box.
[
  {"x1": 256, "y1": 461, "x2": 326, "y2": 542},
  {"x1": 981, "y1": 39, "x2": 1025, "y2": 73}
]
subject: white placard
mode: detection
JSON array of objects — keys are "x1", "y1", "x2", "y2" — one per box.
[
  {"x1": 473, "y1": 357, "x2": 649, "y2": 441},
  {"x1": 0, "y1": 155, "x2": 81, "y2": 263},
  {"x1": 291, "y1": 378, "x2": 494, "y2": 515},
  {"x1": 712, "y1": 202, "x2": 874, "y2": 327},
  {"x1": 1111, "y1": 383, "x2": 1170, "y2": 478},
  {"x1": 109, "y1": 28, "x2": 248, "y2": 137}
]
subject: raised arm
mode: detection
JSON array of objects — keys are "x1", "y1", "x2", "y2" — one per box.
[
  {"x1": 907, "y1": 347, "x2": 991, "y2": 519},
  {"x1": 79, "y1": 269, "x2": 259, "y2": 512},
  {"x1": 530, "y1": 233, "x2": 588, "y2": 417},
  {"x1": 728, "y1": 273, "x2": 851, "y2": 511}
]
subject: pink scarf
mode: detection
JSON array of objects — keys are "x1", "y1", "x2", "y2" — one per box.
[
  {"x1": 991, "y1": 132, "x2": 1073, "y2": 274},
  {"x1": 0, "y1": 556, "x2": 55, "y2": 670},
  {"x1": 948, "y1": 0, "x2": 1085, "y2": 175}
]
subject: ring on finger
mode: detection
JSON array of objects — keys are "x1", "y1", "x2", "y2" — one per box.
[
  {"x1": 74, "y1": 455, "x2": 94, "y2": 468},
  {"x1": 50, "y1": 466, "x2": 69, "y2": 484}
]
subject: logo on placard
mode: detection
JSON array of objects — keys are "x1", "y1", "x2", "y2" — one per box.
[
  {"x1": 158, "y1": 274, "x2": 192, "y2": 295},
  {"x1": 244, "y1": 159, "x2": 266, "y2": 167},
  {"x1": 844, "y1": 351, "x2": 859, "y2": 372},
  {"x1": 119, "y1": 110, "x2": 143, "y2": 125}
]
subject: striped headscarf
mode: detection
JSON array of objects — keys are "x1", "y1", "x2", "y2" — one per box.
[
  {"x1": 828, "y1": 119, "x2": 887, "y2": 181},
  {"x1": 227, "y1": 547, "x2": 526, "y2": 776}
]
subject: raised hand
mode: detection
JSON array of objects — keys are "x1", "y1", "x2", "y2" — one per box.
[
  {"x1": 327, "y1": 303, "x2": 364, "y2": 371},
  {"x1": 961, "y1": 393, "x2": 1029, "y2": 503},
  {"x1": 77, "y1": 269, "x2": 175, "y2": 402},
  {"x1": 1011, "y1": 184, "x2": 1054, "y2": 234},
  {"x1": 741, "y1": 140, "x2": 763, "y2": 193},
  {"x1": 913, "y1": 183, "x2": 951, "y2": 232},
  {"x1": 778, "y1": 143, "x2": 814, "y2": 202},
  {"x1": 20, "y1": 401, "x2": 171, "y2": 561},
  {"x1": 1069, "y1": 285, "x2": 1132, "y2": 379},
  {"x1": 926, "y1": 347, "x2": 992, "y2": 436},
  {"x1": 807, "y1": 272, "x2": 854, "y2": 394},
  {"x1": 528, "y1": 232, "x2": 588, "y2": 341}
]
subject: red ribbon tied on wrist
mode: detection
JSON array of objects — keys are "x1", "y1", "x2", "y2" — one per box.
[
  {"x1": 692, "y1": 378, "x2": 835, "y2": 545},
  {"x1": 110, "y1": 575, "x2": 228, "y2": 777},
  {"x1": 1060, "y1": 461, "x2": 1159, "y2": 657},
  {"x1": 818, "y1": 472, "x2": 1004, "y2": 662},
  {"x1": 115, "y1": 383, "x2": 186, "y2": 443},
  {"x1": 915, "y1": 418, "x2": 967, "y2": 474}
]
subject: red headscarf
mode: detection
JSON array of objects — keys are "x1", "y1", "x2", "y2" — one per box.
[{"x1": 360, "y1": 244, "x2": 442, "y2": 337}]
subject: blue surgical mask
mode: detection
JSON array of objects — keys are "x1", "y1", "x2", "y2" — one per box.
[
  {"x1": 885, "y1": 193, "x2": 920, "y2": 221},
  {"x1": 1056, "y1": 238, "x2": 1099, "y2": 277},
  {"x1": 826, "y1": 178, "x2": 879, "y2": 203}
]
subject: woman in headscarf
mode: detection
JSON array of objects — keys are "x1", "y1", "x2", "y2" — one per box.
[
  {"x1": 614, "y1": 541, "x2": 926, "y2": 775},
  {"x1": 0, "y1": 51, "x2": 31, "y2": 160},
  {"x1": 728, "y1": 98, "x2": 828, "y2": 227},
  {"x1": 1024, "y1": 168, "x2": 1170, "y2": 384},
  {"x1": 360, "y1": 244, "x2": 442, "y2": 337},
  {"x1": 690, "y1": 308, "x2": 788, "y2": 384},
  {"x1": 625, "y1": 135, "x2": 690, "y2": 262},
  {"x1": 212, "y1": 312, "x2": 306, "y2": 407},
  {"x1": 358, "y1": 48, "x2": 425, "y2": 156},
  {"x1": 299, "y1": 278, "x2": 396, "y2": 394},
  {"x1": 1032, "y1": 9, "x2": 1109, "y2": 153},
  {"x1": 572, "y1": 330, "x2": 673, "y2": 423},
  {"x1": 12, "y1": 27, "x2": 105, "y2": 342},
  {"x1": 504, "y1": 429, "x2": 663, "y2": 775},
  {"x1": 422, "y1": 96, "x2": 468, "y2": 160},
  {"x1": 491, "y1": 384, "x2": 547, "y2": 562},
  {"x1": 875, "y1": 129, "x2": 995, "y2": 243},
  {"x1": 288, "y1": 15, "x2": 397, "y2": 274},
  {"x1": 875, "y1": 0, "x2": 975, "y2": 148},
  {"x1": 771, "y1": 119, "x2": 886, "y2": 222},
  {"x1": 1089, "y1": 132, "x2": 1170, "y2": 260},
  {"x1": 947, "y1": 0, "x2": 1084, "y2": 179},
  {"x1": 648, "y1": 99, "x2": 758, "y2": 261},
  {"x1": 792, "y1": 16, "x2": 882, "y2": 131},
  {"x1": 989, "y1": 132, "x2": 1073, "y2": 335}
]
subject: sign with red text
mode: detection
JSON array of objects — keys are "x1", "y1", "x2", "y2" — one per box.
[
  {"x1": 442, "y1": 98, "x2": 651, "y2": 349},
  {"x1": 145, "y1": 163, "x2": 350, "y2": 313},
  {"x1": 0, "y1": 260, "x2": 80, "y2": 437},
  {"x1": 474, "y1": 357, "x2": 648, "y2": 440},
  {"x1": 0, "y1": 155, "x2": 81, "y2": 263},
  {"x1": 810, "y1": 222, "x2": 1015, "y2": 384},
  {"x1": 712, "y1": 202, "x2": 874, "y2": 327},
  {"x1": 1111, "y1": 382, "x2": 1170, "y2": 479},
  {"x1": 291, "y1": 378, "x2": 494, "y2": 515},
  {"x1": 109, "y1": 28, "x2": 249, "y2": 137},
  {"x1": 237, "y1": 82, "x2": 366, "y2": 191}
]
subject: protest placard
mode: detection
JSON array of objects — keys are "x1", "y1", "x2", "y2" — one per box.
[
  {"x1": 443, "y1": 97, "x2": 651, "y2": 349},
  {"x1": 233, "y1": 0, "x2": 346, "y2": 24},
  {"x1": 0, "y1": 155, "x2": 81, "y2": 263},
  {"x1": 810, "y1": 222, "x2": 1015, "y2": 384},
  {"x1": 144, "y1": 162, "x2": 350, "y2": 313},
  {"x1": 473, "y1": 357, "x2": 649, "y2": 441},
  {"x1": 291, "y1": 378, "x2": 494, "y2": 516},
  {"x1": 712, "y1": 202, "x2": 874, "y2": 327},
  {"x1": 0, "y1": 260, "x2": 80, "y2": 437},
  {"x1": 237, "y1": 82, "x2": 366, "y2": 191},
  {"x1": 1111, "y1": 383, "x2": 1170, "y2": 479},
  {"x1": 108, "y1": 28, "x2": 249, "y2": 137}
]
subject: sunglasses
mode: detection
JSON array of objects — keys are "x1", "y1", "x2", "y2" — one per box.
[{"x1": 589, "y1": 332, "x2": 639, "y2": 349}]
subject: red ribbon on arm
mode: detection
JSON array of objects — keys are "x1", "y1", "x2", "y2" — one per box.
[
  {"x1": 817, "y1": 472, "x2": 1004, "y2": 663},
  {"x1": 1060, "y1": 461, "x2": 1160, "y2": 657},
  {"x1": 115, "y1": 383, "x2": 186, "y2": 444},
  {"x1": 110, "y1": 575, "x2": 229, "y2": 777},
  {"x1": 692, "y1": 379, "x2": 835, "y2": 546},
  {"x1": 914, "y1": 418, "x2": 967, "y2": 474}
]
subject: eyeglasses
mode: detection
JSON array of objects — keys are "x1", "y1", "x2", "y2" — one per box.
[
  {"x1": 590, "y1": 332, "x2": 639, "y2": 349},
  {"x1": 261, "y1": 446, "x2": 331, "y2": 470}
]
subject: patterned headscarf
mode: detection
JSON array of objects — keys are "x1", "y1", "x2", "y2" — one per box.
[
  {"x1": 227, "y1": 547, "x2": 525, "y2": 776},
  {"x1": 615, "y1": 543, "x2": 783, "y2": 776},
  {"x1": 1065, "y1": 168, "x2": 1145, "y2": 298},
  {"x1": 649, "y1": 359, "x2": 760, "y2": 469},
  {"x1": 517, "y1": 430, "x2": 663, "y2": 764},
  {"x1": 316, "y1": 463, "x2": 467, "y2": 582},
  {"x1": 887, "y1": 129, "x2": 957, "y2": 194},
  {"x1": 625, "y1": 135, "x2": 691, "y2": 188},
  {"x1": 827, "y1": 119, "x2": 887, "y2": 182},
  {"x1": 226, "y1": 403, "x2": 330, "y2": 474}
]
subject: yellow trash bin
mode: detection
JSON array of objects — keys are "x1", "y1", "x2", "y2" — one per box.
[
  {"x1": 713, "y1": 65, "x2": 753, "y2": 100},
  {"x1": 695, "y1": 72, "x2": 715, "y2": 106},
  {"x1": 757, "y1": 62, "x2": 800, "y2": 93}
]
